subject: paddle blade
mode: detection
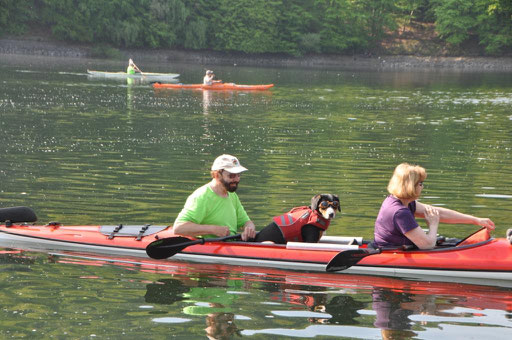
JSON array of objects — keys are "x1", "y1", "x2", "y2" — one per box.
[
  {"x1": 146, "y1": 233, "x2": 242, "y2": 260},
  {"x1": 326, "y1": 248, "x2": 380, "y2": 272},
  {"x1": 146, "y1": 236, "x2": 197, "y2": 259}
]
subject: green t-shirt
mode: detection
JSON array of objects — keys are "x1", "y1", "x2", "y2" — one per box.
[
  {"x1": 127, "y1": 66, "x2": 136, "y2": 74},
  {"x1": 174, "y1": 183, "x2": 250, "y2": 237}
]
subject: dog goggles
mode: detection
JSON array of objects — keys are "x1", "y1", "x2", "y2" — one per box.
[{"x1": 319, "y1": 201, "x2": 339, "y2": 209}]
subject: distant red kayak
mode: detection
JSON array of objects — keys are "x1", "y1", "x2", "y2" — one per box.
[{"x1": 153, "y1": 82, "x2": 274, "y2": 91}]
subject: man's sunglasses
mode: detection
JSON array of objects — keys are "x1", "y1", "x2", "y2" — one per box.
[{"x1": 221, "y1": 170, "x2": 241, "y2": 179}]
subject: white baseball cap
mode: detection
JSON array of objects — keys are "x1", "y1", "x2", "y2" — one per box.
[{"x1": 211, "y1": 154, "x2": 247, "y2": 173}]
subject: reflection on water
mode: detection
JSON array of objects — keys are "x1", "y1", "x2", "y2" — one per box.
[
  {"x1": 202, "y1": 90, "x2": 211, "y2": 115},
  {"x1": 147, "y1": 277, "x2": 241, "y2": 339},
  {"x1": 1, "y1": 247, "x2": 512, "y2": 338},
  {"x1": 373, "y1": 288, "x2": 425, "y2": 339}
]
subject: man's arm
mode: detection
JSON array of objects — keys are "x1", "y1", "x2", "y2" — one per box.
[{"x1": 173, "y1": 221, "x2": 230, "y2": 237}]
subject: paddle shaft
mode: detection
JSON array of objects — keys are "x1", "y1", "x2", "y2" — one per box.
[
  {"x1": 326, "y1": 245, "x2": 413, "y2": 272},
  {"x1": 130, "y1": 61, "x2": 145, "y2": 78},
  {"x1": 132, "y1": 61, "x2": 142, "y2": 73},
  {"x1": 158, "y1": 234, "x2": 240, "y2": 250}
]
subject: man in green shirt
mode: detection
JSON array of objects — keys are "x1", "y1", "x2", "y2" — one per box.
[{"x1": 173, "y1": 154, "x2": 256, "y2": 241}]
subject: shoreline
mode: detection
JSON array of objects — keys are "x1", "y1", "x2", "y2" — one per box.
[{"x1": 2, "y1": 37, "x2": 512, "y2": 72}]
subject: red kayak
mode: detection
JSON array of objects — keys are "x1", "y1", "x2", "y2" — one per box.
[
  {"x1": 152, "y1": 82, "x2": 274, "y2": 91},
  {"x1": 1, "y1": 206, "x2": 511, "y2": 287}
]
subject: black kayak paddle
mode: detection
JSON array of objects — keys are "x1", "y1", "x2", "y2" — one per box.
[
  {"x1": 326, "y1": 245, "x2": 413, "y2": 272},
  {"x1": 146, "y1": 234, "x2": 242, "y2": 259}
]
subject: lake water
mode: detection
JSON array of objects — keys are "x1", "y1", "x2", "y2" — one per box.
[{"x1": 1, "y1": 54, "x2": 512, "y2": 338}]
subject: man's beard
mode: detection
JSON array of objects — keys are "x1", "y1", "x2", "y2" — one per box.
[{"x1": 221, "y1": 177, "x2": 238, "y2": 192}]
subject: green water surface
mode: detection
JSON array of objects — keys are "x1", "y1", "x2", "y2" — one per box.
[{"x1": 1, "y1": 55, "x2": 511, "y2": 338}]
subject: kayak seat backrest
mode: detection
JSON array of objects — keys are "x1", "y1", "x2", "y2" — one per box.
[
  {"x1": 100, "y1": 225, "x2": 168, "y2": 238},
  {"x1": 0, "y1": 206, "x2": 37, "y2": 223}
]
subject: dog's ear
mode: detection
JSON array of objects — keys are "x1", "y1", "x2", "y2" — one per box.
[
  {"x1": 311, "y1": 194, "x2": 321, "y2": 211},
  {"x1": 333, "y1": 194, "x2": 341, "y2": 211}
]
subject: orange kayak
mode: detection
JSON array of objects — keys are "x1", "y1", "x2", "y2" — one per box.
[{"x1": 153, "y1": 82, "x2": 274, "y2": 91}]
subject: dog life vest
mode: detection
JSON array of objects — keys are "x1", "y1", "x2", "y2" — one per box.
[{"x1": 272, "y1": 206, "x2": 330, "y2": 242}]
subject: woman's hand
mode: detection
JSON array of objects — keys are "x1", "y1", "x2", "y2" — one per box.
[
  {"x1": 475, "y1": 217, "x2": 495, "y2": 230},
  {"x1": 424, "y1": 205, "x2": 440, "y2": 228}
]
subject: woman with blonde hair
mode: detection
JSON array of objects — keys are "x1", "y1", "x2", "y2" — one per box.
[{"x1": 374, "y1": 163, "x2": 495, "y2": 249}]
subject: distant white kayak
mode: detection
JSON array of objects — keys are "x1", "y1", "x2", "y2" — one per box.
[{"x1": 87, "y1": 69, "x2": 180, "y2": 80}]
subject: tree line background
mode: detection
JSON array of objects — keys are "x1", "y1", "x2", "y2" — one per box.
[{"x1": 1, "y1": 0, "x2": 511, "y2": 56}]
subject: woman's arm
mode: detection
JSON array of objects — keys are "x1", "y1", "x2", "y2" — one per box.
[
  {"x1": 415, "y1": 201, "x2": 495, "y2": 230},
  {"x1": 406, "y1": 204, "x2": 439, "y2": 249},
  {"x1": 405, "y1": 227, "x2": 436, "y2": 249}
]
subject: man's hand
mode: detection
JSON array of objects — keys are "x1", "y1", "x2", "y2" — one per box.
[
  {"x1": 212, "y1": 225, "x2": 231, "y2": 237},
  {"x1": 241, "y1": 221, "x2": 256, "y2": 241}
]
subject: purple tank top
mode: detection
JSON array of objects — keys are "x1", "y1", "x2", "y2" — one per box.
[{"x1": 374, "y1": 195, "x2": 418, "y2": 247}]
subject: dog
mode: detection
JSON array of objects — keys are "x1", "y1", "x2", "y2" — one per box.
[{"x1": 254, "y1": 194, "x2": 341, "y2": 244}]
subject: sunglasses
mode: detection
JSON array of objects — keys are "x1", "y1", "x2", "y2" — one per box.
[
  {"x1": 222, "y1": 170, "x2": 241, "y2": 179},
  {"x1": 319, "y1": 201, "x2": 339, "y2": 209}
]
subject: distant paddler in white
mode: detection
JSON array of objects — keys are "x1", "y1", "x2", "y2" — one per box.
[
  {"x1": 127, "y1": 59, "x2": 142, "y2": 75},
  {"x1": 203, "y1": 70, "x2": 222, "y2": 85}
]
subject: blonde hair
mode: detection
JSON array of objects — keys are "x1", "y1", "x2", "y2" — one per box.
[{"x1": 387, "y1": 163, "x2": 426, "y2": 200}]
